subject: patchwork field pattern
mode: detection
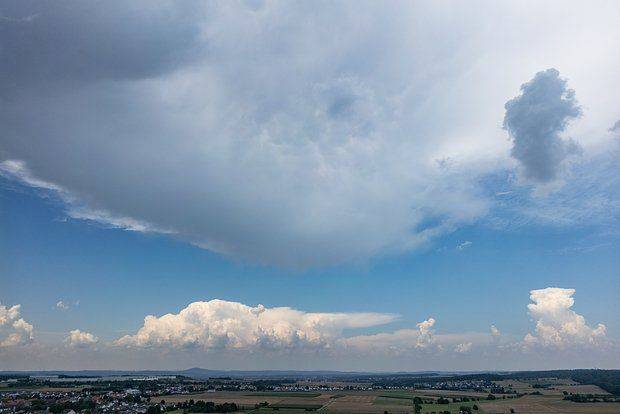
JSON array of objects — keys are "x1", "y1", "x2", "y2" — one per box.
[
  {"x1": 161, "y1": 382, "x2": 620, "y2": 414},
  {"x1": 480, "y1": 394, "x2": 620, "y2": 414}
]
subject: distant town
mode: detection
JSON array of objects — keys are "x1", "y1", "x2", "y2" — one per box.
[{"x1": 1, "y1": 369, "x2": 618, "y2": 414}]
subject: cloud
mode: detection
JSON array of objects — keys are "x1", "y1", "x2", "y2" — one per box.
[
  {"x1": 456, "y1": 241, "x2": 473, "y2": 251},
  {"x1": 0, "y1": 303, "x2": 34, "y2": 347},
  {"x1": 0, "y1": 160, "x2": 63, "y2": 192},
  {"x1": 0, "y1": 2, "x2": 619, "y2": 268},
  {"x1": 0, "y1": 160, "x2": 173, "y2": 233},
  {"x1": 116, "y1": 299, "x2": 397, "y2": 351},
  {"x1": 334, "y1": 288, "x2": 613, "y2": 357},
  {"x1": 65, "y1": 329, "x2": 99, "y2": 348},
  {"x1": 415, "y1": 318, "x2": 437, "y2": 349},
  {"x1": 524, "y1": 287, "x2": 607, "y2": 349},
  {"x1": 454, "y1": 342, "x2": 473, "y2": 353},
  {"x1": 0, "y1": 289, "x2": 615, "y2": 369},
  {"x1": 503, "y1": 68, "x2": 582, "y2": 183},
  {"x1": 609, "y1": 120, "x2": 620, "y2": 133},
  {"x1": 56, "y1": 300, "x2": 69, "y2": 310},
  {"x1": 489, "y1": 140, "x2": 620, "y2": 228},
  {"x1": 0, "y1": 1, "x2": 204, "y2": 83},
  {"x1": 341, "y1": 317, "x2": 446, "y2": 353}
]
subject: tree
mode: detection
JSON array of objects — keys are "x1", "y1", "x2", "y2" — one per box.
[{"x1": 147, "y1": 406, "x2": 161, "y2": 414}]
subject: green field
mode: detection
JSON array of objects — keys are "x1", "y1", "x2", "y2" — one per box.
[
  {"x1": 271, "y1": 403, "x2": 324, "y2": 410},
  {"x1": 374, "y1": 396, "x2": 414, "y2": 406}
]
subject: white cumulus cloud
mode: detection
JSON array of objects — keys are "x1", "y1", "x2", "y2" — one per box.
[
  {"x1": 454, "y1": 342, "x2": 473, "y2": 353},
  {"x1": 0, "y1": 303, "x2": 34, "y2": 347},
  {"x1": 56, "y1": 300, "x2": 69, "y2": 310},
  {"x1": 65, "y1": 329, "x2": 99, "y2": 348},
  {"x1": 115, "y1": 299, "x2": 397, "y2": 351},
  {"x1": 524, "y1": 287, "x2": 607, "y2": 349},
  {"x1": 415, "y1": 318, "x2": 437, "y2": 349}
]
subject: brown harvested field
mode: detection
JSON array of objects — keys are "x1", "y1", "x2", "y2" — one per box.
[
  {"x1": 495, "y1": 378, "x2": 610, "y2": 397},
  {"x1": 551, "y1": 384, "x2": 610, "y2": 395},
  {"x1": 323, "y1": 394, "x2": 410, "y2": 413},
  {"x1": 159, "y1": 389, "x2": 620, "y2": 413},
  {"x1": 162, "y1": 390, "x2": 415, "y2": 413},
  {"x1": 277, "y1": 395, "x2": 332, "y2": 406},
  {"x1": 495, "y1": 379, "x2": 564, "y2": 395},
  {"x1": 480, "y1": 394, "x2": 620, "y2": 414}
]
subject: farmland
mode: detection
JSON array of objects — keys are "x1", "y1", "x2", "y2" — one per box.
[
  {"x1": 2, "y1": 370, "x2": 619, "y2": 414},
  {"x1": 479, "y1": 394, "x2": 620, "y2": 414},
  {"x1": 160, "y1": 386, "x2": 620, "y2": 414}
]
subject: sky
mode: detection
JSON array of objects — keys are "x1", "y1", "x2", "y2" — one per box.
[{"x1": 0, "y1": 0, "x2": 619, "y2": 371}]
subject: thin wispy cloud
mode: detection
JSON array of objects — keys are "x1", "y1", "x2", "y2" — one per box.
[{"x1": 456, "y1": 241, "x2": 473, "y2": 251}]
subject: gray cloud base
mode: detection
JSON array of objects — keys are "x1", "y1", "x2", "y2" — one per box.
[
  {"x1": 503, "y1": 68, "x2": 582, "y2": 183},
  {"x1": 0, "y1": 1, "x2": 489, "y2": 267},
  {"x1": 0, "y1": 1, "x2": 203, "y2": 85},
  {"x1": 1, "y1": 2, "x2": 619, "y2": 267}
]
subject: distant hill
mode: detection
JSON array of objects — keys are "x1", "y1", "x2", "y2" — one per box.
[{"x1": 0, "y1": 368, "x2": 457, "y2": 379}]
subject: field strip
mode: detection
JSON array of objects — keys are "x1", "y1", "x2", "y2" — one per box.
[{"x1": 317, "y1": 399, "x2": 336, "y2": 411}]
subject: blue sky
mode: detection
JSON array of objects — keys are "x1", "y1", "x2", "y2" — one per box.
[
  {"x1": 3, "y1": 174, "x2": 618, "y2": 370},
  {"x1": 1, "y1": 0, "x2": 619, "y2": 370}
]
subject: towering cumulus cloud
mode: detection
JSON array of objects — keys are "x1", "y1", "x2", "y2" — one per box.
[
  {"x1": 0, "y1": 303, "x2": 33, "y2": 347},
  {"x1": 503, "y1": 69, "x2": 581, "y2": 183},
  {"x1": 116, "y1": 300, "x2": 397, "y2": 350},
  {"x1": 525, "y1": 288, "x2": 606, "y2": 349}
]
